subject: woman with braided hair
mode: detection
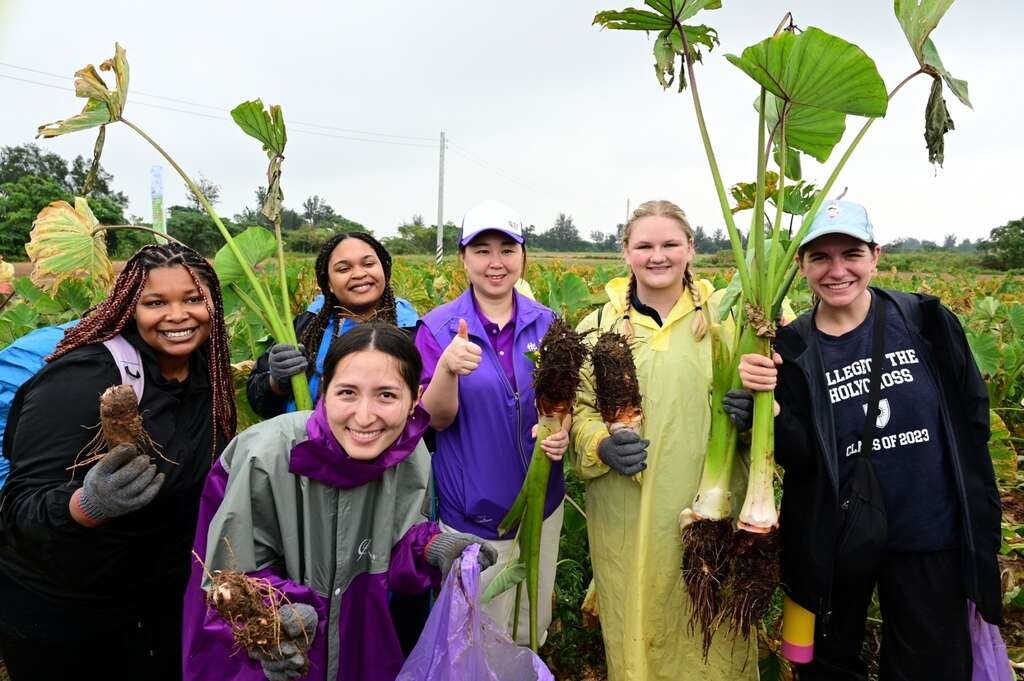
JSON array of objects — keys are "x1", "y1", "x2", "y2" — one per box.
[
  {"x1": 570, "y1": 200, "x2": 757, "y2": 679},
  {"x1": 247, "y1": 232, "x2": 419, "y2": 419},
  {"x1": 0, "y1": 243, "x2": 235, "y2": 681}
]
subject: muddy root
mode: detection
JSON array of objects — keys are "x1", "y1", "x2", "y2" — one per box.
[
  {"x1": 681, "y1": 518, "x2": 734, "y2": 657},
  {"x1": 718, "y1": 529, "x2": 780, "y2": 639},
  {"x1": 208, "y1": 570, "x2": 312, "y2": 675}
]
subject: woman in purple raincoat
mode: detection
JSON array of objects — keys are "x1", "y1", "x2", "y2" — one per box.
[{"x1": 182, "y1": 324, "x2": 495, "y2": 681}]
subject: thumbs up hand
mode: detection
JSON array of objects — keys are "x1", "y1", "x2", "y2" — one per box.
[{"x1": 441, "y1": 318, "x2": 482, "y2": 377}]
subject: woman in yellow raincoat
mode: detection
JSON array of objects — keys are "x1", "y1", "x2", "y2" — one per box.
[{"x1": 571, "y1": 200, "x2": 756, "y2": 680}]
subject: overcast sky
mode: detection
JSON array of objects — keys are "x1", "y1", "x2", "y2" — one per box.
[{"x1": 1, "y1": 1, "x2": 1020, "y2": 246}]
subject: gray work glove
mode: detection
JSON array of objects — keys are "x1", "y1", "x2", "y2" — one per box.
[
  {"x1": 723, "y1": 389, "x2": 754, "y2": 432},
  {"x1": 78, "y1": 444, "x2": 164, "y2": 522},
  {"x1": 268, "y1": 344, "x2": 308, "y2": 392},
  {"x1": 425, "y1": 532, "x2": 499, "y2": 576},
  {"x1": 597, "y1": 430, "x2": 649, "y2": 476},
  {"x1": 248, "y1": 603, "x2": 318, "y2": 681}
]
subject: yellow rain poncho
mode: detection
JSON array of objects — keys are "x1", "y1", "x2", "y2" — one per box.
[{"x1": 571, "y1": 276, "x2": 757, "y2": 681}]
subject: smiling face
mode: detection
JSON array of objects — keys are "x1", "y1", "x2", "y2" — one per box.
[
  {"x1": 623, "y1": 215, "x2": 695, "y2": 299},
  {"x1": 323, "y1": 349, "x2": 415, "y2": 461},
  {"x1": 133, "y1": 265, "x2": 212, "y2": 379},
  {"x1": 799, "y1": 234, "x2": 881, "y2": 311},
  {"x1": 327, "y1": 238, "x2": 387, "y2": 313},
  {"x1": 460, "y1": 231, "x2": 524, "y2": 302}
]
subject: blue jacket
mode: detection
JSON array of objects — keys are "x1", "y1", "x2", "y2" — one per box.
[{"x1": 418, "y1": 289, "x2": 562, "y2": 539}]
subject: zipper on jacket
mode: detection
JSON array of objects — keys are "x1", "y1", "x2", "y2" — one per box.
[
  {"x1": 473, "y1": 326, "x2": 530, "y2": 473},
  {"x1": 917, "y1": 333, "x2": 979, "y2": 593}
]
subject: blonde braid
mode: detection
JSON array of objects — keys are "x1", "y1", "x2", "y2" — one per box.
[
  {"x1": 685, "y1": 267, "x2": 708, "y2": 340},
  {"x1": 622, "y1": 274, "x2": 637, "y2": 341}
]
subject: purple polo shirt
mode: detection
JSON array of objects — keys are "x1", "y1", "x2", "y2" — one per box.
[
  {"x1": 471, "y1": 293, "x2": 517, "y2": 390},
  {"x1": 417, "y1": 293, "x2": 517, "y2": 390}
]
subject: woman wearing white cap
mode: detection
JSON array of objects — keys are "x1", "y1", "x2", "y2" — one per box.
[
  {"x1": 415, "y1": 200, "x2": 568, "y2": 644},
  {"x1": 735, "y1": 200, "x2": 1001, "y2": 680}
]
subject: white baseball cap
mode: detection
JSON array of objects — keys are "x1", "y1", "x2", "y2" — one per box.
[{"x1": 460, "y1": 200, "x2": 526, "y2": 247}]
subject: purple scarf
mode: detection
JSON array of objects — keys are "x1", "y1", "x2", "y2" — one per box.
[{"x1": 289, "y1": 399, "x2": 430, "y2": 489}]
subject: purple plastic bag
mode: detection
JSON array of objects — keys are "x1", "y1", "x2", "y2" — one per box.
[
  {"x1": 396, "y1": 544, "x2": 554, "y2": 681},
  {"x1": 969, "y1": 600, "x2": 1013, "y2": 681}
]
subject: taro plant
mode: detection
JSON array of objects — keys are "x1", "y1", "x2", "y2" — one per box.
[
  {"x1": 482, "y1": 318, "x2": 589, "y2": 651},
  {"x1": 30, "y1": 44, "x2": 312, "y2": 409},
  {"x1": 594, "y1": 0, "x2": 970, "y2": 662}
]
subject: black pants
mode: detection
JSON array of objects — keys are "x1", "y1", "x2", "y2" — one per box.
[
  {"x1": 797, "y1": 549, "x2": 970, "y2": 681},
  {"x1": 0, "y1": 571, "x2": 182, "y2": 681}
]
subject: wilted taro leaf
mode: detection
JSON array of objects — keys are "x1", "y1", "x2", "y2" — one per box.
[
  {"x1": 925, "y1": 79, "x2": 955, "y2": 166},
  {"x1": 0, "y1": 257, "x2": 14, "y2": 297},
  {"x1": 37, "y1": 43, "x2": 129, "y2": 139},
  {"x1": 894, "y1": 0, "x2": 970, "y2": 166},
  {"x1": 25, "y1": 198, "x2": 112, "y2": 293},
  {"x1": 894, "y1": 0, "x2": 970, "y2": 107}
]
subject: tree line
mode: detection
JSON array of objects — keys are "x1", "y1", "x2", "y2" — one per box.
[{"x1": 1, "y1": 144, "x2": 1020, "y2": 267}]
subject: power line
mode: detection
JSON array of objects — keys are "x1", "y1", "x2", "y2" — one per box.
[
  {"x1": 0, "y1": 61, "x2": 438, "y2": 143},
  {"x1": 0, "y1": 72, "x2": 437, "y2": 149}
]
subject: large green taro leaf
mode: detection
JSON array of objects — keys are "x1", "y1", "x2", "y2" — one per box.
[
  {"x1": 213, "y1": 226, "x2": 277, "y2": 289},
  {"x1": 758, "y1": 91, "x2": 847, "y2": 163},
  {"x1": 726, "y1": 27, "x2": 888, "y2": 119}
]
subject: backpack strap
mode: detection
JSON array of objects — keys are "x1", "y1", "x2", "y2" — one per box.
[{"x1": 101, "y1": 335, "x2": 145, "y2": 403}]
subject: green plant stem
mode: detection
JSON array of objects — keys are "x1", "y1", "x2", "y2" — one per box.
[
  {"x1": 228, "y1": 283, "x2": 273, "y2": 338},
  {"x1": 769, "y1": 69, "x2": 926, "y2": 304},
  {"x1": 90, "y1": 224, "x2": 186, "y2": 247},
  {"x1": 272, "y1": 215, "x2": 311, "y2": 409},
  {"x1": 767, "y1": 114, "x2": 787, "y2": 302},
  {"x1": 677, "y1": 23, "x2": 753, "y2": 296},
  {"x1": 119, "y1": 118, "x2": 290, "y2": 343},
  {"x1": 692, "y1": 326, "x2": 740, "y2": 520},
  {"x1": 752, "y1": 89, "x2": 769, "y2": 300},
  {"x1": 120, "y1": 116, "x2": 312, "y2": 409},
  {"x1": 562, "y1": 492, "x2": 587, "y2": 521},
  {"x1": 738, "y1": 338, "x2": 779, "y2": 530},
  {"x1": 500, "y1": 413, "x2": 560, "y2": 651}
]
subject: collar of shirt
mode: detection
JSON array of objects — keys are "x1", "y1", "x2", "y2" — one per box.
[
  {"x1": 629, "y1": 288, "x2": 664, "y2": 327},
  {"x1": 470, "y1": 291, "x2": 518, "y2": 389}
]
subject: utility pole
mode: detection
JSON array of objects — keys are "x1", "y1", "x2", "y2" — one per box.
[{"x1": 435, "y1": 131, "x2": 446, "y2": 266}]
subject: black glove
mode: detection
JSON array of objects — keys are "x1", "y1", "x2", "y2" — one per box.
[
  {"x1": 268, "y1": 344, "x2": 308, "y2": 392},
  {"x1": 425, "y1": 532, "x2": 499, "y2": 575},
  {"x1": 78, "y1": 444, "x2": 164, "y2": 522},
  {"x1": 248, "y1": 603, "x2": 318, "y2": 681},
  {"x1": 597, "y1": 430, "x2": 649, "y2": 476},
  {"x1": 723, "y1": 389, "x2": 754, "y2": 432}
]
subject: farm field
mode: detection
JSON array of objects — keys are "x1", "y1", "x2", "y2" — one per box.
[{"x1": 2, "y1": 252, "x2": 1023, "y2": 679}]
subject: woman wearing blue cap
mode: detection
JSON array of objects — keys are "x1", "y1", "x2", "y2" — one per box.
[
  {"x1": 735, "y1": 200, "x2": 1001, "y2": 680},
  {"x1": 415, "y1": 200, "x2": 568, "y2": 644}
]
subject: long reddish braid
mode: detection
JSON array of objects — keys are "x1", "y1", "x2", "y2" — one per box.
[{"x1": 50, "y1": 243, "x2": 237, "y2": 452}]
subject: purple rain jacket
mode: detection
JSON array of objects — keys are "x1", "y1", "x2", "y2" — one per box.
[
  {"x1": 181, "y1": 400, "x2": 440, "y2": 681},
  {"x1": 415, "y1": 289, "x2": 563, "y2": 540}
]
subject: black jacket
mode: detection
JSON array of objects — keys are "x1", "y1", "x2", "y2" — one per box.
[
  {"x1": 246, "y1": 311, "x2": 419, "y2": 418},
  {"x1": 773, "y1": 288, "x2": 1002, "y2": 625},
  {"x1": 0, "y1": 326, "x2": 221, "y2": 613}
]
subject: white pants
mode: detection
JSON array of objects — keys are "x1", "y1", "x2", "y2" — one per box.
[{"x1": 440, "y1": 503, "x2": 564, "y2": 645}]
